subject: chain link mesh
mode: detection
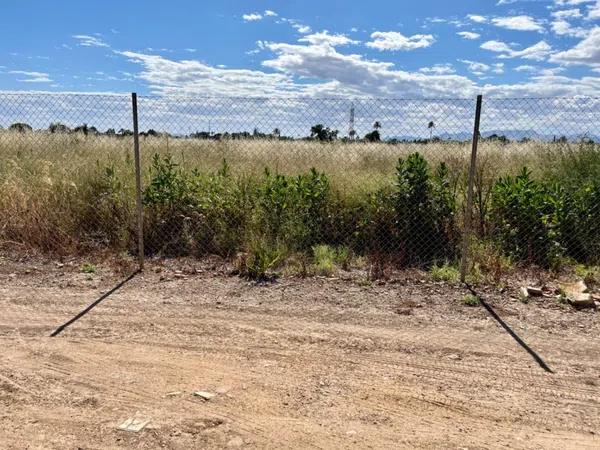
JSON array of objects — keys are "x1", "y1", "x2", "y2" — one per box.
[
  {"x1": 477, "y1": 98, "x2": 600, "y2": 269},
  {"x1": 0, "y1": 93, "x2": 136, "y2": 254},
  {"x1": 1, "y1": 93, "x2": 599, "y2": 275}
]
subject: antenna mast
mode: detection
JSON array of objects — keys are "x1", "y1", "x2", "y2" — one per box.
[{"x1": 349, "y1": 103, "x2": 356, "y2": 140}]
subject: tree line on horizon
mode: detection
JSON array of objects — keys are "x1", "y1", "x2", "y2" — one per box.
[{"x1": 1, "y1": 121, "x2": 587, "y2": 145}]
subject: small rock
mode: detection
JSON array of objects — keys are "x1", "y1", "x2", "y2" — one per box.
[
  {"x1": 520, "y1": 287, "x2": 530, "y2": 299},
  {"x1": 560, "y1": 281, "x2": 594, "y2": 308},
  {"x1": 526, "y1": 286, "x2": 543, "y2": 297},
  {"x1": 568, "y1": 294, "x2": 594, "y2": 308},
  {"x1": 395, "y1": 307, "x2": 412, "y2": 316},
  {"x1": 227, "y1": 437, "x2": 244, "y2": 448},
  {"x1": 118, "y1": 416, "x2": 150, "y2": 433},
  {"x1": 193, "y1": 391, "x2": 216, "y2": 401},
  {"x1": 346, "y1": 430, "x2": 357, "y2": 437},
  {"x1": 165, "y1": 391, "x2": 182, "y2": 397}
]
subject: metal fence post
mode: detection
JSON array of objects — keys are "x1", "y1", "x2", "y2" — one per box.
[
  {"x1": 460, "y1": 94, "x2": 483, "y2": 283},
  {"x1": 131, "y1": 93, "x2": 145, "y2": 270}
]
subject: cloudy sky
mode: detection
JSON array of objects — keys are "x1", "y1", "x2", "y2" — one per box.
[{"x1": 1, "y1": 0, "x2": 600, "y2": 98}]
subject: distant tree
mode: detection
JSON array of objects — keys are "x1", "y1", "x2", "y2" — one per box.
[
  {"x1": 9, "y1": 122, "x2": 32, "y2": 133},
  {"x1": 118, "y1": 128, "x2": 133, "y2": 137},
  {"x1": 272, "y1": 128, "x2": 281, "y2": 138},
  {"x1": 373, "y1": 121, "x2": 382, "y2": 130},
  {"x1": 73, "y1": 123, "x2": 89, "y2": 135},
  {"x1": 428, "y1": 121, "x2": 436, "y2": 140},
  {"x1": 487, "y1": 134, "x2": 509, "y2": 144},
  {"x1": 364, "y1": 130, "x2": 381, "y2": 142},
  {"x1": 310, "y1": 124, "x2": 338, "y2": 142},
  {"x1": 106, "y1": 128, "x2": 116, "y2": 136},
  {"x1": 190, "y1": 131, "x2": 211, "y2": 139},
  {"x1": 349, "y1": 129, "x2": 357, "y2": 140},
  {"x1": 144, "y1": 129, "x2": 159, "y2": 137},
  {"x1": 48, "y1": 122, "x2": 70, "y2": 134}
]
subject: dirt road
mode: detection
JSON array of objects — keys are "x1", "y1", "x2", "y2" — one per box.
[{"x1": 1, "y1": 257, "x2": 599, "y2": 449}]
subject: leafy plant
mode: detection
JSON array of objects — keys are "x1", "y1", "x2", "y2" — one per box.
[
  {"x1": 462, "y1": 293, "x2": 480, "y2": 307},
  {"x1": 237, "y1": 238, "x2": 285, "y2": 281},
  {"x1": 395, "y1": 153, "x2": 457, "y2": 266},
  {"x1": 491, "y1": 167, "x2": 562, "y2": 267},
  {"x1": 430, "y1": 263, "x2": 459, "y2": 283},
  {"x1": 81, "y1": 263, "x2": 97, "y2": 274}
]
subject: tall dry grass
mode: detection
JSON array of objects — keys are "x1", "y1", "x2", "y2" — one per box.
[{"x1": 0, "y1": 130, "x2": 596, "y2": 264}]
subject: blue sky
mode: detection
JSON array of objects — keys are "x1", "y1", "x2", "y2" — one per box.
[{"x1": 1, "y1": 0, "x2": 600, "y2": 97}]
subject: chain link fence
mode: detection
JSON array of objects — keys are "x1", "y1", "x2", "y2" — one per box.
[{"x1": 1, "y1": 92, "x2": 599, "y2": 278}]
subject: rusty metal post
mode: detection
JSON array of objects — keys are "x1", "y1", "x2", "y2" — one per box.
[
  {"x1": 131, "y1": 93, "x2": 145, "y2": 270},
  {"x1": 460, "y1": 94, "x2": 483, "y2": 283}
]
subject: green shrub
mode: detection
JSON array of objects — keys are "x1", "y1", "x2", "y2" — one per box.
[
  {"x1": 490, "y1": 165, "x2": 600, "y2": 267},
  {"x1": 395, "y1": 153, "x2": 457, "y2": 266},
  {"x1": 313, "y1": 245, "x2": 337, "y2": 277},
  {"x1": 491, "y1": 167, "x2": 562, "y2": 267},
  {"x1": 258, "y1": 168, "x2": 330, "y2": 251},
  {"x1": 462, "y1": 294, "x2": 480, "y2": 307},
  {"x1": 311, "y1": 245, "x2": 352, "y2": 276},
  {"x1": 430, "y1": 263, "x2": 459, "y2": 282},
  {"x1": 560, "y1": 181, "x2": 600, "y2": 264},
  {"x1": 143, "y1": 156, "x2": 250, "y2": 257},
  {"x1": 80, "y1": 164, "x2": 134, "y2": 250},
  {"x1": 81, "y1": 263, "x2": 97, "y2": 274},
  {"x1": 237, "y1": 238, "x2": 286, "y2": 281}
]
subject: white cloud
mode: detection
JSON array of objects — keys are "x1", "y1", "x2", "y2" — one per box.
[
  {"x1": 588, "y1": 1, "x2": 600, "y2": 19},
  {"x1": 242, "y1": 13, "x2": 262, "y2": 22},
  {"x1": 459, "y1": 60, "x2": 504, "y2": 76},
  {"x1": 299, "y1": 31, "x2": 359, "y2": 47},
  {"x1": 550, "y1": 27, "x2": 600, "y2": 66},
  {"x1": 481, "y1": 40, "x2": 553, "y2": 61},
  {"x1": 366, "y1": 31, "x2": 435, "y2": 51},
  {"x1": 294, "y1": 24, "x2": 312, "y2": 34},
  {"x1": 514, "y1": 65, "x2": 537, "y2": 72},
  {"x1": 491, "y1": 15, "x2": 545, "y2": 32},
  {"x1": 264, "y1": 10, "x2": 278, "y2": 17},
  {"x1": 114, "y1": 30, "x2": 600, "y2": 101},
  {"x1": 554, "y1": 0, "x2": 594, "y2": 6},
  {"x1": 480, "y1": 40, "x2": 514, "y2": 53},
  {"x1": 280, "y1": 18, "x2": 312, "y2": 34},
  {"x1": 457, "y1": 31, "x2": 481, "y2": 40},
  {"x1": 9, "y1": 70, "x2": 52, "y2": 82},
  {"x1": 467, "y1": 14, "x2": 488, "y2": 23},
  {"x1": 72, "y1": 34, "x2": 109, "y2": 48},
  {"x1": 418, "y1": 64, "x2": 455, "y2": 75},
  {"x1": 118, "y1": 50, "x2": 303, "y2": 96},
  {"x1": 459, "y1": 59, "x2": 491, "y2": 75},
  {"x1": 552, "y1": 8, "x2": 583, "y2": 19},
  {"x1": 551, "y1": 19, "x2": 590, "y2": 37}
]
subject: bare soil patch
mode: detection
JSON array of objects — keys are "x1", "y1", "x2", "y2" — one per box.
[{"x1": 1, "y1": 255, "x2": 599, "y2": 449}]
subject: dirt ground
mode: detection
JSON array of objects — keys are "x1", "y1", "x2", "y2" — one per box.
[{"x1": 1, "y1": 254, "x2": 599, "y2": 449}]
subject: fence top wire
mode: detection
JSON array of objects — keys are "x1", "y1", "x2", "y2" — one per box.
[{"x1": 2, "y1": 90, "x2": 600, "y2": 101}]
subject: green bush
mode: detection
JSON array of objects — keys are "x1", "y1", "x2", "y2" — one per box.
[
  {"x1": 490, "y1": 166, "x2": 600, "y2": 267},
  {"x1": 395, "y1": 153, "x2": 457, "y2": 266},
  {"x1": 143, "y1": 156, "x2": 249, "y2": 256},
  {"x1": 258, "y1": 168, "x2": 330, "y2": 251},
  {"x1": 491, "y1": 168, "x2": 562, "y2": 267}
]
